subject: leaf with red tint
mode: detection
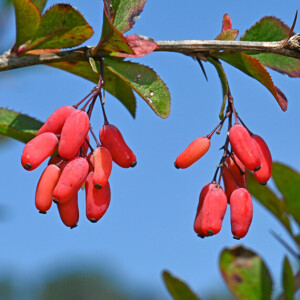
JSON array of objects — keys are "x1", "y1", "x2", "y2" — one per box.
[
  {"x1": 215, "y1": 52, "x2": 287, "y2": 111},
  {"x1": 241, "y1": 16, "x2": 300, "y2": 77},
  {"x1": 215, "y1": 14, "x2": 238, "y2": 41},
  {"x1": 93, "y1": 1, "x2": 133, "y2": 55},
  {"x1": 111, "y1": 0, "x2": 147, "y2": 34},
  {"x1": 26, "y1": 49, "x2": 60, "y2": 55},
  {"x1": 113, "y1": 35, "x2": 158, "y2": 58},
  {"x1": 222, "y1": 14, "x2": 232, "y2": 31}
]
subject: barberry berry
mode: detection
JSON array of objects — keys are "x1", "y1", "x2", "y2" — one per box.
[
  {"x1": 85, "y1": 172, "x2": 111, "y2": 222},
  {"x1": 21, "y1": 132, "x2": 59, "y2": 171},
  {"x1": 175, "y1": 136, "x2": 210, "y2": 169},
  {"x1": 230, "y1": 188, "x2": 253, "y2": 239},
  {"x1": 58, "y1": 110, "x2": 90, "y2": 159},
  {"x1": 229, "y1": 124, "x2": 261, "y2": 171},
  {"x1": 35, "y1": 164, "x2": 61, "y2": 213},
  {"x1": 53, "y1": 157, "x2": 89, "y2": 204},
  {"x1": 99, "y1": 124, "x2": 136, "y2": 168},
  {"x1": 251, "y1": 135, "x2": 272, "y2": 184},
  {"x1": 37, "y1": 105, "x2": 75, "y2": 135}
]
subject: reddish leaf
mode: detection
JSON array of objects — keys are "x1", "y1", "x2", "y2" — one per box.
[
  {"x1": 93, "y1": 1, "x2": 133, "y2": 55},
  {"x1": 26, "y1": 48, "x2": 60, "y2": 54},
  {"x1": 215, "y1": 14, "x2": 238, "y2": 41},
  {"x1": 113, "y1": 35, "x2": 158, "y2": 58},
  {"x1": 222, "y1": 14, "x2": 232, "y2": 31},
  {"x1": 111, "y1": 0, "x2": 147, "y2": 34},
  {"x1": 215, "y1": 52, "x2": 287, "y2": 111}
]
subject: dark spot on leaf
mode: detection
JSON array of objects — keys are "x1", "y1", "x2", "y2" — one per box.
[{"x1": 232, "y1": 273, "x2": 243, "y2": 283}]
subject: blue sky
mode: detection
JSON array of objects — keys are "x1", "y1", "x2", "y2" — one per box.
[{"x1": 1, "y1": 0, "x2": 300, "y2": 298}]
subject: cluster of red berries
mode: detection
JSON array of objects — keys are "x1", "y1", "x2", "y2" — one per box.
[
  {"x1": 175, "y1": 103, "x2": 272, "y2": 239},
  {"x1": 21, "y1": 85, "x2": 136, "y2": 228}
]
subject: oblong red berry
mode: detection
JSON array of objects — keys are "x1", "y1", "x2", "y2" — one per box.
[
  {"x1": 85, "y1": 172, "x2": 111, "y2": 223},
  {"x1": 175, "y1": 136, "x2": 210, "y2": 169},
  {"x1": 58, "y1": 110, "x2": 90, "y2": 159},
  {"x1": 93, "y1": 147, "x2": 112, "y2": 189},
  {"x1": 37, "y1": 105, "x2": 75, "y2": 135},
  {"x1": 222, "y1": 155, "x2": 246, "y2": 202},
  {"x1": 35, "y1": 164, "x2": 61, "y2": 213},
  {"x1": 21, "y1": 132, "x2": 59, "y2": 171},
  {"x1": 194, "y1": 186, "x2": 227, "y2": 237},
  {"x1": 229, "y1": 124, "x2": 261, "y2": 171},
  {"x1": 57, "y1": 193, "x2": 79, "y2": 228},
  {"x1": 99, "y1": 124, "x2": 136, "y2": 168},
  {"x1": 53, "y1": 157, "x2": 89, "y2": 204},
  {"x1": 230, "y1": 188, "x2": 253, "y2": 239},
  {"x1": 252, "y1": 135, "x2": 272, "y2": 184}
]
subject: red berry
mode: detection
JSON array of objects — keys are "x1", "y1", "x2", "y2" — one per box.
[
  {"x1": 229, "y1": 124, "x2": 261, "y2": 171},
  {"x1": 21, "y1": 132, "x2": 59, "y2": 171},
  {"x1": 53, "y1": 157, "x2": 89, "y2": 204},
  {"x1": 194, "y1": 186, "x2": 227, "y2": 237},
  {"x1": 35, "y1": 164, "x2": 61, "y2": 213},
  {"x1": 99, "y1": 124, "x2": 136, "y2": 168},
  {"x1": 252, "y1": 135, "x2": 272, "y2": 184},
  {"x1": 175, "y1": 136, "x2": 210, "y2": 169},
  {"x1": 58, "y1": 110, "x2": 90, "y2": 159},
  {"x1": 222, "y1": 155, "x2": 246, "y2": 202},
  {"x1": 37, "y1": 105, "x2": 75, "y2": 135},
  {"x1": 93, "y1": 147, "x2": 112, "y2": 189},
  {"x1": 85, "y1": 172, "x2": 111, "y2": 222},
  {"x1": 57, "y1": 193, "x2": 79, "y2": 228},
  {"x1": 230, "y1": 188, "x2": 253, "y2": 239}
]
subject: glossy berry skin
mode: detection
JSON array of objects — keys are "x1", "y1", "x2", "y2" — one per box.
[
  {"x1": 194, "y1": 186, "x2": 227, "y2": 237},
  {"x1": 195, "y1": 182, "x2": 218, "y2": 215},
  {"x1": 93, "y1": 147, "x2": 112, "y2": 189},
  {"x1": 37, "y1": 105, "x2": 75, "y2": 135},
  {"x1": 53, "y1": 157, "x2": 89, "y2": 204},
  {"x1": 222, "y1": 155, "x2": 246, "y2": 202},
  {"x1": 175, "y1": 136, "x2": 210, "y2": 169},
  {"x1": 58, "y1": 110, "x2": 90, "y2": 160},
  {"x1": 85, "y1": 172, "x2": 111, "y2": 222},
  {"x1": 35, "y1": 164, "x2": 61, "y2": 213},
  {"x1": 230, "y1": 188, "x2": 253, "y2": 239},
  {"x1": 252, "y1": 135, "x2": 272, "y2": 184},
  {"x1": 99, "y1": 124, "x2": 136, "y2": 168},
  {"x1": 57, "y1": 193, "x2": 79, "y2": 228},
  {"x1": 21, "y1": 132, "x2": 59, "y2": 171},
  {"x1": 229, "y1": 124, "x2": 261, "y2": 171}
]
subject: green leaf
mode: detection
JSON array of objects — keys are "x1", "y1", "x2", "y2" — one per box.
[
  {"x1": 0, "y1": 108, "x2": 43, "y2": 143},
  {"x1": 28, "y1": 4, "x2": 93, "y2": 50},
  {"x1": 241, "y1": 17, "x2": 300, "y2": 77},
  {"x1": 162, "y1": 271, "x2": 201, "y2": 300},
  {"x1": 11, "y1": 0, "x2": 41, "y2": 48},
  {"x1": 214, "y1": 52, "x2": 287, "y2": 111},
  {"x1": 94, "y1": 4, "x2": 134, "y2": 55},
  {"x1": 207, "y1": 57, "x2": 228, "y2": 119},
  {"x1": 49, "y1": 61, "x2": 136, "y2": 117},
  {"x1": 111, "y1": 0, "x2": 146, "y2": 33},
  {"x1": 104, "y1": 57, "x2": 170, "y2": 118},
  {"x1": 282, "y1": 256, "x2": 294, "y2": 300},
  {"x1": 215, "y1": 29, "x2": 239, "y2": 41},
  {"x1": 246, "y1": 171, "x2": 291, "y2": 234},
  {"x1": 220, "y1": 246, "x2": 273, "y2": 300},
  {"x1": 30, "y1": 0, "x2": 47, "y2": 13},
  {"x1": 272, "y1": 162, "x2": 300, "y2": 225}
]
